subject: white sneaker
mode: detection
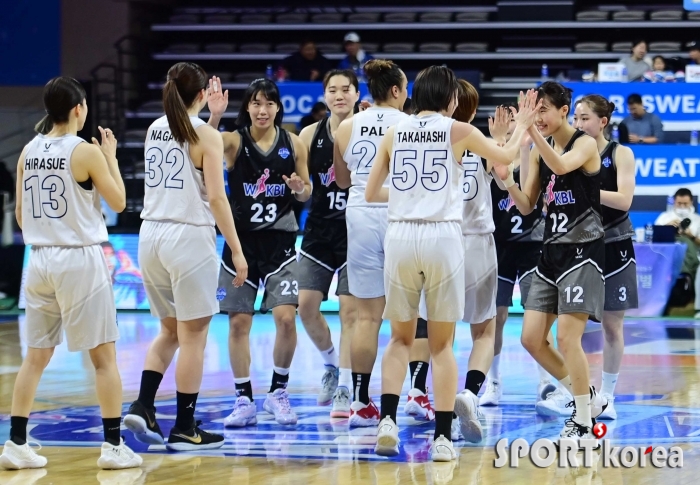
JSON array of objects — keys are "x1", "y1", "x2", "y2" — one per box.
[
  {"x1": 598, "y1": 394, "x2": 616, "y2": 420},
  {"x1": 374, "y1": 417, "x2": 400, "y2": 457},
  {"x1": 479, "y1": 380, "x2": 502, "y2": 406},
  {"x1": 536, "y1": 386, "x2": 571, "y2": 417},
  {"x1": 451, "y1": 416, "x2": 463, "y2": 441},
  {"x1": 318, "y1": 366, "x2": 339, "y2": 406},
  {"x1": 224, "y1": 396, "x2": 258, "y2": 427},
  {"x1": 96, "y1": 438, "x2": 142, "y2": 470},
  {"x1": 537, "y1": 380, "x2": 557, "y2": 401},
  {"x1": 590, "y1": 386, "x2": 608, "y2": 419},
  {"x1": 430, "y1": 435, "x2": 457, "y2": 462},
  {"x1": 330, "y1": 386, "x2": 351, "y2": 418},
  {"x1": 263, "y1": 388, "x2": 298, "y2": 425},
  {"x1": 454, "y1": 390, "x2": 483, "y2": 443},
  {"x1": 0, "y1": 441, "x2": 47, "y2": 470}
]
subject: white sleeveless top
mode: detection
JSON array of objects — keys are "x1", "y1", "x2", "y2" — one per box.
[
  {"x1": 461, "y1": 150, "x2": 495, "y2": 235},
  {"x1": 388, "y1": 114, "x2": 463, "y2": 223},
  {"x1": 21, "y1": 134, "x2": 107, "y2": 246},
  {"x1": 140, "y1": 115, "x2": 215, "y2": 226},
  {"x1": 343, "y1": 107, "x2": 408, "y2": 208}
]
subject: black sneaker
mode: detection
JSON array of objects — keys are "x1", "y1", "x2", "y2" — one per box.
[
  {"x1": 123, "y1": 400, "x2": 164, "y2": 445},
  {"x1": 166, "y1": 421, "x2": 224, "y2": 451}
]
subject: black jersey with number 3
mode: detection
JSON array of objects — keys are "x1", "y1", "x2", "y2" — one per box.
[
  {"x1": 539, "y1": 130, "x2": 603, "y2": 244},
  {"x1": 228, "y1": 127, "x2": 298, "y2": 232},
  {"x1": 307, "y1": 118, "x2": 347, "y2": 221},
  {"x1": 599, "y1": 141, "x2": 634, "y2": 242},
  {"x1": 491, "y1": 166, "x2": 544, "y2": 242}
]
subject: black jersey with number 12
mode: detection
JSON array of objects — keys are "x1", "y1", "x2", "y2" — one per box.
[
  {"x1": 227, "y1": 127, "x2": 298, "y2": 232},
  {"x1": 307, "y1": 117, "x2": 347, "y2": 221},
  {"x1": 539, "y1": 130, "x2": 603, "y2": 244}
]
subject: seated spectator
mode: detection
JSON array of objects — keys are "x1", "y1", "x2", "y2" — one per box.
[
  {"x1": 282, "y1": 40, "x2": 333, "y2": 81},
  {"x1": 620, "y1": 94, "x2": 663, "y2": 144},
  {"x1": 687, "y1": 40, "x2": 699, "y2": 67},
  {"x1": 645, "y1": 56, "x2": 675, "y2": 82},
  {"x1": 338, "y1": 32, "x2": 374, "y2": 81},
  {"x1": 655, "y1": 188, "x2": 700, "y2": 312},
  {"x1": 300, "y1": 102, "x2": 328, "y2": 129},
  {"x1": 619, "y1": 40, "x2": 651, "y2": 81}
]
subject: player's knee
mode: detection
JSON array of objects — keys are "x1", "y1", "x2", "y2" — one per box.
[
  {"x1": 275, "y1": 313, "x2": 297, "y2": 336},
  {"x1": 229, "y1": 314, "x2": 253, "y2": 339},
  {"x1": 88, "y1": 342, "x2": 117, "y2": 371},
  {"x1": 339, "y1": 305, "x2": 357, "y2": 329},
  {"x1": 26, "y1": 347, "x2": 54, "y2": 369},
  {"x1": 297, "y1": 301, "x2": 320, "y2": 324},
  {"x1": 521, "y1": 331, "x2": 541, "y2": 354}
]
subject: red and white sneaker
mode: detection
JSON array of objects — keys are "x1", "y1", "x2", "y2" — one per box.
[
  {"x1": 404, "y1": 388, "x2": 436, "y2": 421},
  {"x1": 349, "y1": 400, "x2": 380, "y2": 428}
]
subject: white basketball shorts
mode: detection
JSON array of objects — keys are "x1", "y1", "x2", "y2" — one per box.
[
  {"x1": 139, "y1": 220, "x2": 219, "y2": 321},
  {"x1": 24, "y1": 245, "x2": 119, "y2": 352},
  {"x1": 384, "y1": 220, "x2": 465, "y2": 322},
  {"x1": 345, "y1": 206, "x2": 389, "y2": 299}
]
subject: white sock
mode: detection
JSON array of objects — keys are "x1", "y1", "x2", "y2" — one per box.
[
  {"x1": 558, "y1": 376, "x2": 574, "y2": 398},
  {"x1": 321, "y1": 345, "x2": 339, "y2": 368},
  {"x1": 273, "y1": 366, "x2": 290, "y2": 376},
  {"x1": 339, "y1": 368, "x2": 352, "y2": 390},
  {"x1": 234, "y1": 377, "x2": 250, "y2": 384},
  {"x1": 488, "y1": 354, "x2": 501, "y2": 381},
  {"x1": 537, "y1": 364, "x2": 551, "y2": 382},
  {"x1": 573, "y1": 394, "x2": 592, "y2": 428},
  {"x1": 601, "y1": 372, "x2": 618, "y2": 396}
]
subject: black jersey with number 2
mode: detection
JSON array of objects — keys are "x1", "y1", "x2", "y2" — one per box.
[
  {"x1": 539, "y1": 130, "x2": 603, "y2": 244},
  {"x1": 491, "y1": 166, "x2": 544, "y2": 242},
  {"x1": 307, "y1": 117, "x2": 347, "y2": 221},
  {"x1": 228, "y1": 126, "x2": 298, "y2": 232}
]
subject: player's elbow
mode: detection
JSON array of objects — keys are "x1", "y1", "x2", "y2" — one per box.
[{"x1": 335, "y1": 174, "x2": 351, "y2": 189}]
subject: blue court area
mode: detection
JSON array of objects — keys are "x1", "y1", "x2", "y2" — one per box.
[{"x1": 2, "y1": 313, "x2": 700, "y2": 463}]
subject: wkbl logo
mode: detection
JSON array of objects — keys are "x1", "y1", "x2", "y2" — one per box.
[
  {"x1": 498, "y1": 196, "x2": 516, "y2": 211},
  {"x1": 544, "y1": 175, "x2": 576, "y2": 206},
  {"x1": 243, "y1": 168, "x2": 286, "y2": 198}
]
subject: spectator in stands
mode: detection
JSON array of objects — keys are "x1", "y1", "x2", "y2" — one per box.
[
  {"x1": 687, "y1": 40, "x2": 699, "y2": 66},
  {"x1": 619, "y1": 40, "x2": 651, "y2": 81},
  {"x1": 648, "y1": 56, "x2": 675, "y2": 81},
  {"x1": 338, "y1": 32, "x2": 374, "y2": 80},
  {"x1": 620, "y1": 94, "x2": 663, "y2": 144},
  {"x1": 300, "y1": 102, "x2": 328, "y2": 129},
  {"x1": 655, "y1": 188, "x2": 700, "y2": 311},
  {"x1": 282, "y1": 40, "x2": 333, "y2": 82}
]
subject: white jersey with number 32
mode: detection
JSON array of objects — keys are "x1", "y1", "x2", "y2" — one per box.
[
  {"x1": 21, "y1": 134, "x2": 107, "y2": 247},
  {"x1": 461, "y1": 150, "x2": 495, "y2": 235},
  {"x1": 388, "y1": 114, "x2": 463, "y2": 222},
  {"x1": 141, "y1": 115, "x2": 215, "y2": 226},
  {"x1": 344, "y1": 107, "x2": 408, "y2": 208}
]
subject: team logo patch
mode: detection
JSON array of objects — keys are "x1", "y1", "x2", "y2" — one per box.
[
  {"x1": 319, "y1": 165, "x2": 336, "y2": 187},
  {"x1": 602, "y1": 157, "x2": 612, "y2": 168},
  {"x1": 278, "y1": 147, "x2": 290, "y2": 159},
  {"x1": 216, "y1": 287, "x2": 227, "y2": 301}
]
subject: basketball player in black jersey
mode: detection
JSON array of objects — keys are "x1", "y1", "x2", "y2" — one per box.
[
  {"x1": 574, "y1": 95, "x2": 637, "y2": 420},
  {"x1": 297, "y1": 69, "x2": 359, "y2": 417},
  {"x1": 207, "y1": 79, "x2": 311, "y2": 426},
  {"x1": 482, "y1": 113, "x2": 557, "y2": 408},
  {"x1": 495, "y1": 82, "x2": 608, "y2": 443}
]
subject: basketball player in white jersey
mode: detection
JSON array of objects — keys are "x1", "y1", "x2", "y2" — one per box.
[
  {"x1": 368, "y1": 66, "x2": 540, "y2": 461},
  {"x1": 124, "y1": 64, "x2": 247, "y2": 451},
  {"x1": 333, "y1": 59, "x2": 409, "y2": 426},
  {"x1": 0, "y1": 77, "x2": 141, "y2": 470}
]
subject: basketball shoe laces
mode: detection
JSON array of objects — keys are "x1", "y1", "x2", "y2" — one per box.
[
  {"x1": 276, "y1": 390, "x2": 292, "y2": 413},
  {"x1": 561, "y1": 405, "x2": 588, "y2": 437}
]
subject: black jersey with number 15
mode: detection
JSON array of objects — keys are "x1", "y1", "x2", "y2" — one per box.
[
  {"x1": 539, "y1": 130, "x2": 603, "y2": 244},
  {"x1": 491, "y1": 166, "x2": 544, "y2": 242},
  {"x1": 227, "y1": 127, "x2": 298, "y2": 232},
  {"x1": 307, "y1": 117, "x2": 347, "y2": 221}
]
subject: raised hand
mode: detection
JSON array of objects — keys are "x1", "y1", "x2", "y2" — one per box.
[
  {"x1": 512, "y1": 89, "x2": 541, "y2": 129},
  {"x1": 92, "y1": 126, "x2": 117, "y2": 161},
  {"x1": 488, "y1": 106, "x2": 510, "y2": 143},
  {"x1": 207, "y1": 76, "x2": 229, "y2": 117},
  {"x1": 283, "y1": 172, "x2": 305, "y2": 194}
]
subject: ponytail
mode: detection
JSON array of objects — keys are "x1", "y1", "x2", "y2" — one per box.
[
  {"x1": 35, "y1": 114, "x2": 54, "y2": 135},
  {"x1": 162, "y1": 62, "x2": 208, "y2": 145}
]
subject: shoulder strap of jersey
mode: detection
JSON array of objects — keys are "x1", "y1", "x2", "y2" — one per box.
[
  {"x1": 563, "y1": 129, "x2": 586, "y2": 152},
  {"x1": 609, "y1": 140, "x2": 619, "y2": 171},
  {"x1": 280, "y1": 127, "x2": 296, "y2": 162}
]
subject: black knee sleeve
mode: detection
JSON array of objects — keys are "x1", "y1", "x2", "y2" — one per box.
[{"x1": 415, "y1": 317, "x2": 428, "y2": 339}]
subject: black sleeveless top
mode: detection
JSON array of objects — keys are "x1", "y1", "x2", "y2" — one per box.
[
  {"x1": 307, "y1": 118, "x2": 347, "y2": 221},
  {"x1": 491, "y1": 166, "x2": 545, "y2": 243},
  {"x1": 227, "y1": 126, "x2": 298, "y2": 232},
  {"x1": 539, "y1": 130, "x2": 603, "y2": 244},
  {"x1": 599, "y1": 141, "x2": 634, "y2": 242}
]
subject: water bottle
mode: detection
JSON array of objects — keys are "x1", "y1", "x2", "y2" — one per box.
[
  {"x1": 541, "y1": 64, "x2": 549, "y2": 81},
  {"x1": 667, "y1": 195, "x2": 675, "y2": 212},
  {"x1": 692, "y1": 130, "x2": 699, "y2": 146},
  {"x1": 621, "y1": 65, "x2": 628, "y2": 82},
  {"x1": 266, "y1": 64, "x2": 273, "y2": 80},
  {"x1": 611, "y1": 124, "x2": 619, "y2": 143},
  {"x1": 645, "y1": 223, "x2": 654, "y2": 243}
]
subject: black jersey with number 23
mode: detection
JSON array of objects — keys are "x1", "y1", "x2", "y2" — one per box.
[
  {"x1": 228, "y1": 127, "x2": 298, "y2": 232},
  {"x1": 539, "y1": 130, "x2": 603, "y2": 244},
  {"x1": 307, "y1": 117, "x2": 347, "y2": 221}
]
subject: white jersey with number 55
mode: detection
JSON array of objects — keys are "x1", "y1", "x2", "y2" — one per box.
[
  {"x1": 140, "y1": 115, "x2": 215, "y2": 226},
  {"x1": 344, "y1": 107, "x2": 408, "y2": 208},
  {"x1": 461, "y1": 150, "x2": 495, "y2": 235}
]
